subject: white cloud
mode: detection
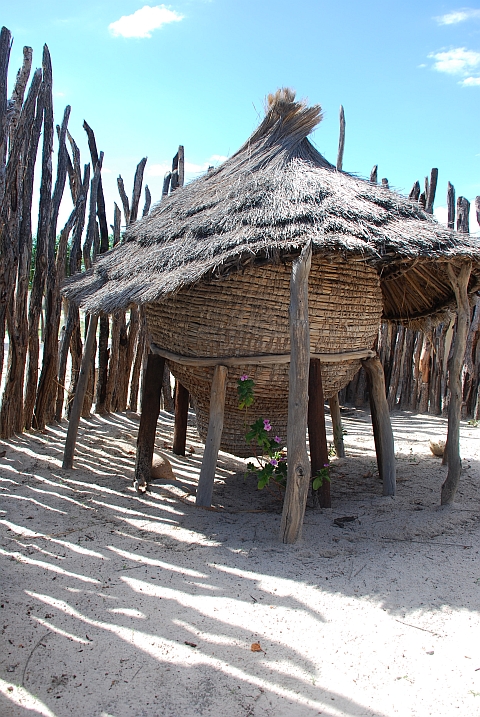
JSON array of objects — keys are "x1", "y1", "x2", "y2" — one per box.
[
  {"x1": 109, "y1": 5, "x2": 183, "y2": 39},
  {"x1": 435, "y1": 8, "x2": 480, "y2": 25},
  {"x1": 148, "y1": 163, "x2": 171, "y2": 177},
  {"x1": 429, "y1": 47, "x2": 480, "y2": 74},
  {"x1": 461, "y1": 75, "x2": 480, "y2": 85},
  {"x1": 434, "y1": 206, "x2": 448, "y2": 226}
]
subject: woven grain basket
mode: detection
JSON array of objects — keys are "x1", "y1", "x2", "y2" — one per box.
[{"x1": 145, "y1": 255, "x2": 382, "y2": 457}]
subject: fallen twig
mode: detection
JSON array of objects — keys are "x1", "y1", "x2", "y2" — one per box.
[{"x1": 22, "y1": 632, "x2": 50, "y2": 686}]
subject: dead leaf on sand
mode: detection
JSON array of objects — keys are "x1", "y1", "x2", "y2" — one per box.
[{"x1": 251, "y1": 642, "x2": 265, "y2": 653}]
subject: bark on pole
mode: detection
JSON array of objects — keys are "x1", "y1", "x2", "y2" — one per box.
[
  {"x1": 447, "y1": 182, "x2": 455, "y2": 230},
  {"x1": 280, "y1": 240, "x2": 312, "y2": 544},
  {"x1": 329, "y1": 393, "x2": 345, "y2": 458},
  {"x1": 55, "y1": 164, "x2": 90, "y2": 420},
  {"x1": 336, "y1": 105, "x2": 345, "y2": 171},
  {"x1": 409, "y1": 181, "x2": 420, "y2": 201},
  {"x1": 0, "y1": 69, "x2": 43, "y2": 437},
  {"x1": 24, "y1": 45, "x2": 54, "y2": 430},
  {"x1": 0, "y1": 26, "x2": 12, "y2": 207},
  {"x1": 362, "y1": 356, "x2": 396, "y2": 496},
  {"x1": 457, "y1": 197, "x2": 470, "y2": 233},
  {"x1": 196, "y1": 364, "x2": 228, "y2": 507},
  {"x1": 370, "y1": 165, "x2": 378, "y2": 184},
  {"x1": 34, "y1": 105, "x2": 71, "y2": 429},
  {"x1": 441, "y1": 262, "x2": 472, "y2": 505},
  {"x1": 142, "y1": 185, "x2": 151, "y2": 217},
  {"x1": 62, "y1": 314, "x2": 98, "y2": 469},
  {"x1": 173, "y1": 382, "x2": 189, "y2": 456},
  {"x1": 308, "y1": 358, "x2": 330, "y2": 508},
  {"x1": 134, "y1": 353, "x2": 164, "y2": 491},
  {"x1": 425, "y1": 168, "x2": 438, "y2": 214}
]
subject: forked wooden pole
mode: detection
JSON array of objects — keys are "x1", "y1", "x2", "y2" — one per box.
[
  {"x1": 134, "y1": 353, "x2": 164, "y2": 491},
  {"x1": 196, "y1": 365, "x2": 228, "y2": 507},
  {"x1": 62, "y1": 313, "x2": 98, "y2": 469},
  {"x1": 308, "y1": 358, "x2": 330, "y2": 509},
  {"x1": 329, "y1": 394, "x2": 345, "y2": 458},
  {"x1": 280, "y1": 241, "x2": 312, "y2": 543},
  {"x1": 362, "y1": 356, "x2": 396, "y2": 496},
  {"x1": 173, "y1": 381, "x2": 189, "y2": 456},
  {"x1": 441, "y1": 261, "x2": 472, "y2": 505}
]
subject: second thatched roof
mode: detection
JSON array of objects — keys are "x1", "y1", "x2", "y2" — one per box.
[{"x1": 64, "y1": 88, "x2": 480, "y2": 323}]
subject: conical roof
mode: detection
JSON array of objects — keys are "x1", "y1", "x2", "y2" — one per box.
[{"x1": 64, "y1": 88, "x2": 480, "y2": 323}]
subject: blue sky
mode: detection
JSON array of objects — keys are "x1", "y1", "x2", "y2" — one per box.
[{"x1": 3, "y1": 1, "x2": 480, "y2": 231}]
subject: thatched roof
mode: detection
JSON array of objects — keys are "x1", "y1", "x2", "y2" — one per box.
[{"x1": 64, "y1": 88, "x2": 480, "y2": 323}]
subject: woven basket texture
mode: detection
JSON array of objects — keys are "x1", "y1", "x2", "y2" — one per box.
[{"x1": 145, "y1": 255, "x2": 382, "y2": 457}]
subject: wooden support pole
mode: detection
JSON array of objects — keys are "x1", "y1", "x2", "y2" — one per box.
[
  {"x1": 133, "y1": 353, "x2": 165, "y2": 492},
  {"x1": 308, "y1": 358, "x2": 331, "y2": 509},
  {"x1": 362, "y1": 356, "x2": 396, "y2": 496},
  {"x1": 329, "y1": 393, "x2": 345, "y2": 459},
  {"x1": 173, "y1": 381, "x2": 189, "y2": 456},
  {"x1": 196, "y1": 365, "x2": 228, "y2": 507},
  {"x1": 441, "y1": 262, "x2": 472, "y2": 505},
  {"x1": 62, "y1": 314, "x2": 98, "y2": 469},
  {"x1": 280, "y1": 241, "x2": 312, "y2": 544},
  {"x1": 336, "y1": 105, "x2": 345, "y2": 171}
]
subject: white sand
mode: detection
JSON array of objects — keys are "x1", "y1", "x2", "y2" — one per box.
[{"x1": 0, "y1": 408, "x2": 479, "y2": 716}]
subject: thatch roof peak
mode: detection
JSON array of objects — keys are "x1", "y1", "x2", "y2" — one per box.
[{"x1": 241, "y1": 87, "x2": 323, "y2": 152}]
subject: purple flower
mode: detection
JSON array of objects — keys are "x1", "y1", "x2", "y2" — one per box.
[
  {"x1": 324, "y1": 463, "x2": 329, "y2": 468},
  {"x1": 274, "y1": 435, "x2": 281, "y2": 444},
  {"x1": 263, "y1": 419, "x2": 272, "y2": 432},
  {"x1": 240, "y1": 374, "x2": 249, "y2": 381},
  {"x1": 269, "y1": 458, "x2": 278, "y2": 466}
]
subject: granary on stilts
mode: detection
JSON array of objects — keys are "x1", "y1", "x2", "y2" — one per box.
[{"x1": 64, "y1": 88, "x2": 480, "y2": 542}]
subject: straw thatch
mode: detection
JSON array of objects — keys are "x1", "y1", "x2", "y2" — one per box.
[
  {"x1": 63, "y1": 88, "x2": 480, "y2": 456},
  {"x1": 65, "y1": 88, "x2": 480, "y2": 323}
]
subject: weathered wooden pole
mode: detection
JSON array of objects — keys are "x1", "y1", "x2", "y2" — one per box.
[
  {"x1": 336, "y1": 105, "x2": 345, "y2": 171},
  {"x1": 280, "y1": 241, "x2": 312, "y2": 544},
  {"x1": 133, "y1": 353, "x2": 165, "y2": 491},
  {"x1": 62, "y1": 314, "x2": 98, "y2": 469},
  {"x1": 308, "y1": 358, "x2": 330, "y2": 508},
  {"x1": 441, "y1": 262, "x2": 472, "y2": 505},
  {"x1": 362, "y1": 356, "x2": 396, "y2": 496},
  {"x1": 173, "y1": 382, "x2": 189, "y2": 456},
  {"x1": 329, "y1": 393, "x2": 345, "y2": 458},
  {"x1": 196, "y1": 365, "x2": 228, "y2": 507}
]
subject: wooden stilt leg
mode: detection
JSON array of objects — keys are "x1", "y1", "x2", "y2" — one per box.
[
  {"x1": 362, "y1": 356, "x2": 396, "y2": 496},
  {"x1": 329, "y1": 393, "x2": 345, "y2": 459},
  {"x1": 63, "y1": 314, "x2": 98, "y2": 469},
  {"x1": 308, "y1": 358, "x2": 331, "y2": 509},
  {"x1": 196, "y1": 365, "x2": 228, "y2": 507},
  {"x1": 280, "y1": 241, "x2": 312, "y2": 543},
  {"x1": 173, "y1": 381, "x2": 189, "y2": 456},
  {"x1": 134, "y1": 353, "x2": 164, "y2": 492},
  {"x1": 442, "y1": 262, "x2": 472, "y2": 504}
]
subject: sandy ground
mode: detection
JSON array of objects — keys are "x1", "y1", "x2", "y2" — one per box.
[{"x1": 0, "y1": 406, "x2": 479, "y2": 717}]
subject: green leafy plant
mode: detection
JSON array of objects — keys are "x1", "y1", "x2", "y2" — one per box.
[
  {"x1": 312, "y1": 464, "x2": 331, "y2": 491},
  {"x1": 237, "y1": 376, "x2": 286, "y2": 491}
]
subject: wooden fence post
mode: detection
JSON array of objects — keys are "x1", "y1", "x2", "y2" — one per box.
[
  {"x1": 280, "y1": 241, "x2": 312, "y2": 543},
  {"x1": 308, "y1": 358, "x2": 330, "y2": 508},
  {"x1": 173, "y1": 382, "x2": 189, "y2": 456},
  {"x1": 362, "y1": 356, "x2": 396, "y2": 496},
  {"x1": 441, "y1": 262, "x2": 472, "y2": 504},
  {"x1": 62, "y1": 313, "x2": 98, "y2": 469},
  {"x1": 329, "y1": 393, "x2": 345, "y2": 458},
  {"x1": 134, "y1": 353, "x2": 165, "y2": 491},
  {"x1": 196, "y1": 365, "x2": 228, "y2": 507}
]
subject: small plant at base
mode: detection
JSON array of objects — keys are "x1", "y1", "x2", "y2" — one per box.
[
  {"x1": 237, "y1": 374, "x2": 254, "y2": 410},
  {"x1": 237, "y1": 376, "x2": 286, "y2": 491},
  {"x1": 312, "y1": 463, "x2": 331, "y2": 491}
]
